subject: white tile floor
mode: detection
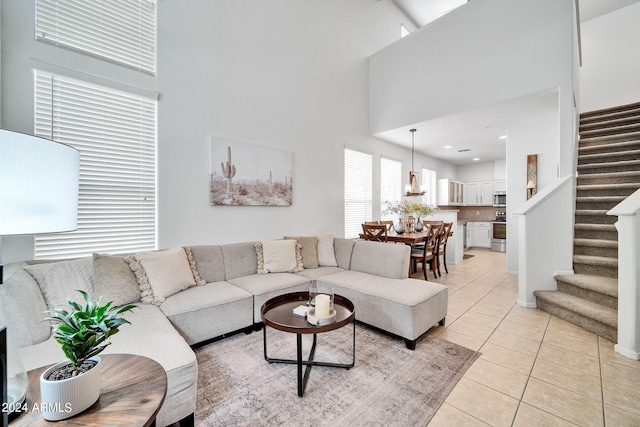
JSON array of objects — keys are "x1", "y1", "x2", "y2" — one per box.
[{"x1": 412, "y1": 249, "x2": 640, "y2": 427}]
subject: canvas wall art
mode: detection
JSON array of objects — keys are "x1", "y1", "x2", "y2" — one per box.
[{"x1": 210, "y1": 137, "x2": 293, "y2": 206}]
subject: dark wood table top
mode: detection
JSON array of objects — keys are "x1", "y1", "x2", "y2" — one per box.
[
  {"x1": 261, "y1": 292, "x2": 355, "y2": 334},
  {"x1": 10, "y1": 354, "x2": 167, "y2": 427},
  {"x1": 359, "y1": 229, "x2": 431, "y2": 245}
]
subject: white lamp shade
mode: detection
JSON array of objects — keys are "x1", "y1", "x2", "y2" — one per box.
[{"x1": 0, "y1": 130, "x2": 79, "y2": 235}]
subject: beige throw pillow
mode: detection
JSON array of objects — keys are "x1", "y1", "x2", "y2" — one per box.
[
  {"x1": 284, "y1": 235, "x2": 319, "y2": 269},
  {"x1": 24, "y1": 258, "x2": 94, "y2": 308},
  {"x1": 125, "y1": 247, "x2": 198, "y2": 306},
  {"x1": 256, "y1": 240, "x2": 303, "y2": 274},
  {"x1": 317, "y1": 234, "x2": 338, "y2": 267}
]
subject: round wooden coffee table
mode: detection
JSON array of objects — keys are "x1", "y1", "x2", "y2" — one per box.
[
  {"x1": 10, "y1": 354, "x2": 166, "y2": 427},
  {"x1": 261, "y1": 291, "x2": 355, "y2": 397}
]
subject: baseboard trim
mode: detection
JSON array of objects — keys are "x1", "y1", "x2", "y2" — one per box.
[
  {"x1": 615, "y1": 344, "x2": 640, "y2": 360},
  {"x1": 517, "y1": 299, "x2": 537, "y2": 308}
]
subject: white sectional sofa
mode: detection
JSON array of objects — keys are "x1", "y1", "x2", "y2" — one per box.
[{"x1": 0, "y1": 236, "x2": 447, "y2": 426}]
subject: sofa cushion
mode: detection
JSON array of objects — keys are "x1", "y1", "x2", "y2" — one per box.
[
  {"x1": 228, "y1": 273, "x2": 309, "y2": 322},
  {"x1": 317, "y1": 234, "x2": 338, "y2": 267},
  {"x1": 24, "y1": 258, "x2": 94, "y2": 308},
  {"x1": 160, "y1": 281, "x2": 253, "y2": 345},
  {"x1": 295, "y1": 266, "x2": 345, "y2": 281},
  {"x1": 284, "y1": 235, "x2": 319, "y2": 268},
  {"x1": 188, "y1": 245, "x2": 226, "y2": 283},
  {"x1": 350, "y1": 240, "x2": 410, "y2": 279},
  {"x1": 221, "y1": 242, "x2": 258, "y2": 280},
  {"x1": 0, "y1": 262, "x2": 51, "y2": 347},
  {"x1": 92, "y1": 253, "x2": 141, "y2": 306},
  {"x1": 334, "y1": 238, "x2": 355, "y2": 270},
  {"x1": 126, "y1": 247, "x2": 197, "y2": 306},
  {"x1": 256, "y1": 240, "x2": 303, "y2": 274}
]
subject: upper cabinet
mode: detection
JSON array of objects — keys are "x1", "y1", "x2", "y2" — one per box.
[
  {"x1": 493, "y1": 180, "x2": 506, "y2": 193},
  {"x1": 437, "y1": 179, "x2": 465, "y2": 205},
  {"x1": 465, "y1": 181, "x2": 493, "y2": 206}
]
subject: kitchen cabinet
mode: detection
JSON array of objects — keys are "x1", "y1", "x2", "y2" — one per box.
[
  {"x1": 465, "y1": 181, "x2": 493, "y2": 206},
  {"x1": 494, "y1": 180, "x2": 507, "y2": 193},
  {"x1": 437, "y1": 179, "x2": 464, "y2": 205},
  {"x1": 468, "y1": 222, "x2": 491, "y2": 248}
]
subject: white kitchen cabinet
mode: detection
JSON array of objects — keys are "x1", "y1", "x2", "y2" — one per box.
[
  {"x1": 437, "y1": 179, "x2": 464, "y2": 206},
  {"x1": 471, "y1": 222, "x2": 491, "y2": 248},
  {"x1": 493, "y1": 180, "x2": 507, "y2": 193},
  {"x1": 465, "y1": 181, "x2": 493, "y2": 205}
]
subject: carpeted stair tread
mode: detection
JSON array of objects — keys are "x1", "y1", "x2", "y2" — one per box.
[
  {"x1": 579, "y1": 150, "x2": 640, "y2": 161},
  {"x1": 579, "y1": 141, "x2": 640, "y2": 153},
  {"x1": 577, "y1": 159, "x2": 640, "y2": 170},
  {"x1": 576, "y1": 195, "x2": 625, "y2": 203},
  {"x1": 575, "y1": 209, "x2": 609, "y2": 216},
  {"x1": 555, "y1": 274, "x2": 618, "y2": 298},
  {"x1": 577, "y1": 183, "x2": 640, "y2": 191},
  {"x1": 574, "y1": 238, "x2": 617, "y2": 249},
  {"x1": 580, "y1": 102, "x2": 640, "y2": 121},
  {"x1": 534, "y1": 291, "x2": 618, "y2": 328},
  {"x1": 579, "y1": 131, "x2": 640, "y2": 144},
  {"x1": 580, "y1": 115, "x2": 640, "y2": 130},
  {"x1": 573, "y1": 254, "x2": 618, "y2": 268},
  {"x1": 574, "y1": 223, "x2": 617, "y2": 232},
  {"x1": 577, "y1": 171, "x2": 640, "y2": 181}
]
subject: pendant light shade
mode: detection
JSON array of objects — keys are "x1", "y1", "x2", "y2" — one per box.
[{"x1": 405, "y1": 129, "x2": 425, "y2": 197}]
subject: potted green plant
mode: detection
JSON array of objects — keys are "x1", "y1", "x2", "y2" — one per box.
[{"x1": 40, "y1": 290, "x2": 136, "y2": 421}]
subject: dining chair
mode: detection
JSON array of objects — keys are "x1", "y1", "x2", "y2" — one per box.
[
  {"x1": 379, "y1": 220, "x2": 394, "y2": 231},
  {"x1": 361, "y1": 223, "x2": 388, "y2": 242},
  {"x1": 436, "y1": 222, "x2": 454, "y2": 276},
  {"x1": 410, "y1": 224, "x2": 439, "y2": 280}
]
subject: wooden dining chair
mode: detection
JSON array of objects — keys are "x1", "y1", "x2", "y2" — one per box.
[
  {"x1": 410, "y1": 224, "x2": 439, "y2": 280},
  {"x1": 379, "y1": 220, "x2": 394, "y2": 231},
  {"x1": 361, "y1": 223, "x2": 388, "y2": 242},
  {"x1": 435, "y1": 222, "x2": 453, "y2": 276}
]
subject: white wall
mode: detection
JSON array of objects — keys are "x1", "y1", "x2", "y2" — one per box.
[
  {"x1": 457, "y1": 161, "x2": 497, "y2": 183},
  {"x1": 155, "y1": 0, "x2": 451, "y2": 247},
  {"x1": 579, "y1": 3, "x2": 640, "y2": 113}
]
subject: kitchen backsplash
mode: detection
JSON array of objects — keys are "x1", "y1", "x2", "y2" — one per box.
[{"x1": 438, "y1": 206, "x2": 499, "y2": 222}]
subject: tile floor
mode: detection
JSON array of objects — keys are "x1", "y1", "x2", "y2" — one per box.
[{"x1": 412, "y1": 248, "x2": 640, "y2": 427}]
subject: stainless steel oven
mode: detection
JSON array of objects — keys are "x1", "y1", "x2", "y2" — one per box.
[{"x1": 491, "y1": 221, "x2": 506, "y2": 252}]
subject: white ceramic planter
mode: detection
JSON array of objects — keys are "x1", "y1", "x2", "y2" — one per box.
[{"x1": 39, "y1": 356, "x2": 101, "y2": 421}]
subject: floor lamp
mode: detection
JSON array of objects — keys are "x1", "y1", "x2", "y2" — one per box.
[{"x1": 0, "y1": 129, "x2": 79, "y2": 420}]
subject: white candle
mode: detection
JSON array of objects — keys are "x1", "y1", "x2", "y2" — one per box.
[{"x1": 315, "y1": 294, "x2": 330, "y2": 318}]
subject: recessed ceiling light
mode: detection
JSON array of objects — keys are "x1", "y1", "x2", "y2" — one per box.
[
  {"x1": 444, "y1": 145, "x2": 452, "y2": 149},
  {"x1": 499, "y1": 135, "x2": 507, "y2": 140},
  {"x1": 473, "y1": 158, "x2": 480, "y2": 161}
]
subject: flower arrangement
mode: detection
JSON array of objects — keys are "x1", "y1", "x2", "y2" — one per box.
[{"x1": 382, "y1": 200, "x2": 438, "y2": 217}]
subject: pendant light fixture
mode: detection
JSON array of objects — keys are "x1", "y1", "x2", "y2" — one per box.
[{"x1": 405, "y1": 128, "x2": 425, "y2": 196}]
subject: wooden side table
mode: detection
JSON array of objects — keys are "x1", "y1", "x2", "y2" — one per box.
[{"x1": 10, "y1": 354, "x2": 167, "y2": 427}]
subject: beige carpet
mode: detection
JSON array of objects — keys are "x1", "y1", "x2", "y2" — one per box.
[{"x1": 194, "y1": 323, "x2": 479, "y2": 426}]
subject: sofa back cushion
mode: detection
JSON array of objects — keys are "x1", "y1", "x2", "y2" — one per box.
[
  {"x1": 349, "y1": 240, "x2": 410, "y2": 279},
  {"x1": 189, "y1": 245, "x2": 226, "y2": 283},
  {"x1": 24, "y1": 258, "x2": 94, "y2": 308},
  {"x1": 334, "y1": 238, "x2": 355, "y2": 270},
  {"x1": 0, "y1": 263, "x2": 51, "y2": 347},
  {"x1": 92, "y1": 253, "x2": 142, "y2": 306},
  {"x1": 221, "y1": 242, "x2": 258, "y2": 280}
]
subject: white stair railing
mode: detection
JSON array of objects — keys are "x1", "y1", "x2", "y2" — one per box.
[
  {"x1": 512, "y1": 175, "x2": 575, "y2": 307},
  {"x1": 608, "y1": 188, "x2": 640, "y2": 360}
]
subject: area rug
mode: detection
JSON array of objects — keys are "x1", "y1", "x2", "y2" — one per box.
[{"x1": 194, "y1": 323, "x2": 479, "y2": 426}]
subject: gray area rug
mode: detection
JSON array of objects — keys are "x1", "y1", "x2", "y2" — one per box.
[{"x1": 195, "y1": 323, "x2": 479, "y2": 426}]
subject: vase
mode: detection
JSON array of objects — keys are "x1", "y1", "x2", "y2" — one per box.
[
  {"x1": 415, "y1": 217, "x2": 424, "y2": 232},
  {"x1": 394, "y1": 218, "x2": 405, "y2": 234},
  {"x1": 39, "y1": 356, "x2": 101, "y2": 421}
]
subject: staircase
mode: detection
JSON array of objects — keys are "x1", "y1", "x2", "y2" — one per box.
[{"x1": 534, "y1": 101, "x2": 640, "y2": 342}]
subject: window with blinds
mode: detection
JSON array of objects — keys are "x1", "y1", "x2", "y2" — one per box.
[
  {"x1": 380, "y1": 157, "x2": 402, "y2": 221},
  {"x1": 35, "y1": 0, "x2": 157, "y2": 74},
  {"x1": 34, "y1": 70, "x2": 157, "y2": 259},
  {"x1": 422, "y1": 167, "x2": 438, "y2": 206},
  {"x1": 344, "y1": 148, "x2": 372, "y2": 239}
]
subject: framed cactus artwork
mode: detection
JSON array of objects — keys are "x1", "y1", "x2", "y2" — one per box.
[{"x1": 209, "y1": 137, "x2": 293, "y2": 206}]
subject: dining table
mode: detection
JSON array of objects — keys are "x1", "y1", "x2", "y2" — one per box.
[{"x1": 359, "y1": 229, "x2": 431, "y2": 245}]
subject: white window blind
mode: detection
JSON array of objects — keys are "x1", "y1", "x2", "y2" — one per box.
[
  {"x1": 344, "y1": 148, "x2": 372, "y2": 239},
  {"x1": 422, "y1": 167, "x2": 437, "y2": 206},
  {"x1": 380, "y1": 157, "x2": 402, "y2": 221},
  {"x1": 34, "y1": 70, "x2": 157, "y2": 259},
  {"x1": 36, "y1": 0, "x2": 157, "y2": 74}
]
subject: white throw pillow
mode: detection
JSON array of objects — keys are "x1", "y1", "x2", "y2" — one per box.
[
  {"x1": 24, "y1": 258, "x2": 94, "y2": 308},
  {"x1": 317, "y1": 234, "x2": 338, "y2": 267},
  {"x1": 256, "y1": 240, "x2": 303, "y2": 274},
  {"x1": 125, "y1": 247, "x2": 197, "y2": 306}
]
